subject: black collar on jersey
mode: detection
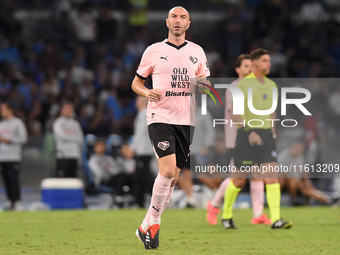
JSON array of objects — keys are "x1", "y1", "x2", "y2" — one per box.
[{"x1": 165, "y1": 41, "x2": 188, "y2": 50}]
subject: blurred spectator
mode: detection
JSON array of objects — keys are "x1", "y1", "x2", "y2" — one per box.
[
  {"x1": 128, "y1": 0, "x2": 148, "y2": 31},
  {"x1": 70, "y1": 58, "x2": 87, "y2": 85},
  {"x1": 94, "y1": 44, "x2": 114, "y2": 69},
  {"x1": 220, "y1": 6, "x2": 246, "y2": 59},
  {"x1": 53, "y1": 11, "x2": 75, "y2": 52},
  {"x1": 53, "y1": 102, "x2": 84, "y2": 177},
  {"x1": 86, "y1": 104, "x2": 112, "y2": 135},
  {"x1": 126, "y1": 31, "x2": 147, "y2": 58},
  {"x1": 268, "y1": 42, "x2": 287, "y2": 77},
  {"x1": 42, "y1": 69, "x2": 60, "y2": 97},
  {"x1": 22, "y1": 53, "x2": 40, "y2": 78},
  {"x1": 328, "y1": 86, "x2": 340, "y2": 116},
  {"x1": 72, "y1": 3, "x2": 97, "y2": 45},
  {"x1": 38, "y1": 43, "x2": 63, "y2": 72},
  {"x1": 96, "y1": 4, "x2": 118, "y2": 43},
  {"x1": 0, "y1": 0, "x2": 22, "y2": 41},
  {"x1": 89, "y1": 140, "x2": 129, "y2": 207},
  {"x1": 205, "y1": 44, "x2": 222, "y2": 70},
  {"x1": 299, "y1": 0, "x2": 326, "y2": 23},
  {"x1": 0, "y1": 101, "x2": 27, "y2": 210},
  {"x1": 89, "y1": 139, "x2": 123, "y2": 187},
  {"x1": 278, "y1": 141, "x2": 333, "y2": 205},
  {"x1": 52, "y1": 0, "x2": 72, "y2": 19},
  {"x1": 79, "y1": 74, "x2": 95, "y2": 101}
]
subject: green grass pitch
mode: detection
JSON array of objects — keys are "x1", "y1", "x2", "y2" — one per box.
[{"x1": 0, "y1": 207, "x2": 339, "y2": 254}]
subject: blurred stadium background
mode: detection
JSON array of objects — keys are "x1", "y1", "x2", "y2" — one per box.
[{"x1": 0, "y1": 0, "x2": 339, "y2": 208}]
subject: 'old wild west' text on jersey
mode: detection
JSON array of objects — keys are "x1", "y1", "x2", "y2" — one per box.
[{"x1": 136, "y1": 40, "x2": 210, "y2": 126}]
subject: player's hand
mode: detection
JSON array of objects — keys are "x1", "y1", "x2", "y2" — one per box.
[
  {"x1": 195, "y1": 72, "x2": 210, "y2": 94},
  {"x1": 147, "y1": 88, "x2": 161, "y2": 102},
  {"x1": 248, "y1": 131, "x2": 262, "y2": 146}
]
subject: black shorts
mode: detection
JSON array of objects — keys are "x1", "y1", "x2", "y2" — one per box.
[
  {"x1": 183, "y1": 155, "x2": 197, "y2": 170},
  {"x1": 233, "y1": 129, "x2": 277, "y2": 169},
  {"x1": 148, "y1": 123, "x2": 194, "y2": 170}
]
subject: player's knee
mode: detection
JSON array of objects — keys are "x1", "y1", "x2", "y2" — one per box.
[
  {"x1": 160, "y1": 166, "x2": 177, "y2": 179},
  {"x1": 233, "y1": 178, "x2": 246, "y2": 188},
  {"x1": 264, "y1": 178, "x2": 278, "y2": 185}
]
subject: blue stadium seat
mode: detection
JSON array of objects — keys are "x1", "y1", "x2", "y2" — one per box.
[{"x1": 127, "y1": 135, "x2": 134, "y2": 145}]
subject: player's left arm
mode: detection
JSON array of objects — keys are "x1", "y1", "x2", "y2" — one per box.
[
  {"x1": 271, "y1": 83, "x2": 278, "y2": 139},
  {"x1": 197, "y1": 49, "x2": 211, "y2": 94},
  {"x1": 196, "y1": 72, "x2": 210, "y2": 94},
  {"x1": 270, "y1": 111, "x2": 277, "y2": 139}
]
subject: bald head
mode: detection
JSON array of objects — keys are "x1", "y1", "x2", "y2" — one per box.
[
  {"x1": 168, "y1": 6, "x2": 190, "y2": 20},
  {"x1": 166, "y1": 6, "x2": 191, "y2": 39}
]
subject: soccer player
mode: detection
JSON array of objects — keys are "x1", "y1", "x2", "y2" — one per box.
[
  {"x1": 221, "y1": 49, "x2": 293, "y2": 229},
  {"x1": 132, "y1": 6, "x2": 210, "y2": 249},
  {"x1": 207, "y1": 54, "x2": 271, "y2": 225}
]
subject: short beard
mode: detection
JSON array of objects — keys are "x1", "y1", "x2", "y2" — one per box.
[{"x1": 171, "y1": 26, "x2": 187, "y2": 37}]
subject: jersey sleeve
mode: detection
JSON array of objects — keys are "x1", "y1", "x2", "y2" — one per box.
[
  {"x1": 198, "y1": 48, "x2": 210, "y2": 78},
  {"x1": 136, "y1": 46, "x2": 154, "y2": 79}
]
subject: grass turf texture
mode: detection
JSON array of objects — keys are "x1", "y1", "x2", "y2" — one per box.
[{"x1": 0, "y1": 207, "x2": 339, "y2": 254}]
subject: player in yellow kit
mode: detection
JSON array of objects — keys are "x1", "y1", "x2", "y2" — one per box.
[{"x1": 221, "y1": 48, "x2": 293, "y2": 229}]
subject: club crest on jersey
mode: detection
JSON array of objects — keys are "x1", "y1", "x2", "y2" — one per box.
[
  {"x1": 151, "y1": 113, "x2": 155, "y2": 118},
  {"x1": 189, "y1": 56, "x2": 198, "y2": 64},
  {"x1": 158, "y1": 141, "x2": 170, "y2": 151}
]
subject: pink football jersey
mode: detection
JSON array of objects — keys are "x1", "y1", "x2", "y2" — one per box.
[
  {"x1": 136, "y1": 39, "x2": 210, "y2": 126},
  {"x1": 225, "y1": 79, "x2": 240, "y2": 149}
]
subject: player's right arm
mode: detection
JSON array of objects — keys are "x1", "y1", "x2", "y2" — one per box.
[
  {"x1": 131, "y1": 76, "x2": 161, "y2": 102},
  {"x1": 132, "y1": 45, "x2": 161, "y2": 102}
]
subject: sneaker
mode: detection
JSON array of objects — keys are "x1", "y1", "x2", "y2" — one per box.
[
  {"x1": 3, "y1": 201, "x2": 13, "y2": 211},
  {"x1": 222, "y1": 218, "x2": 237, "y2": 229},
  {"x1": 186, "y1": 196, "x2": 197, "y2": 208},
  {"x1": 251, "y1": 214, "x2": 272, "y2": 225},
  {"x1": 206, "y1": 201, "x2": 220, "y2": 225},
  {"x1": 271, "y1": 219, "x2": 293, "y2": 229},
  {"x1": 112, "y1": 195, "x2": 124, "y2": 208},
  {"x1": 135, "y1": 226, "x2": 151, "y2": 249},
  {"x1": 146, "y1": 224, "x2": 160, "y2": 249},
  {"x1": 12, "y1": 202, "x2": 23, "y2": 211}
]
